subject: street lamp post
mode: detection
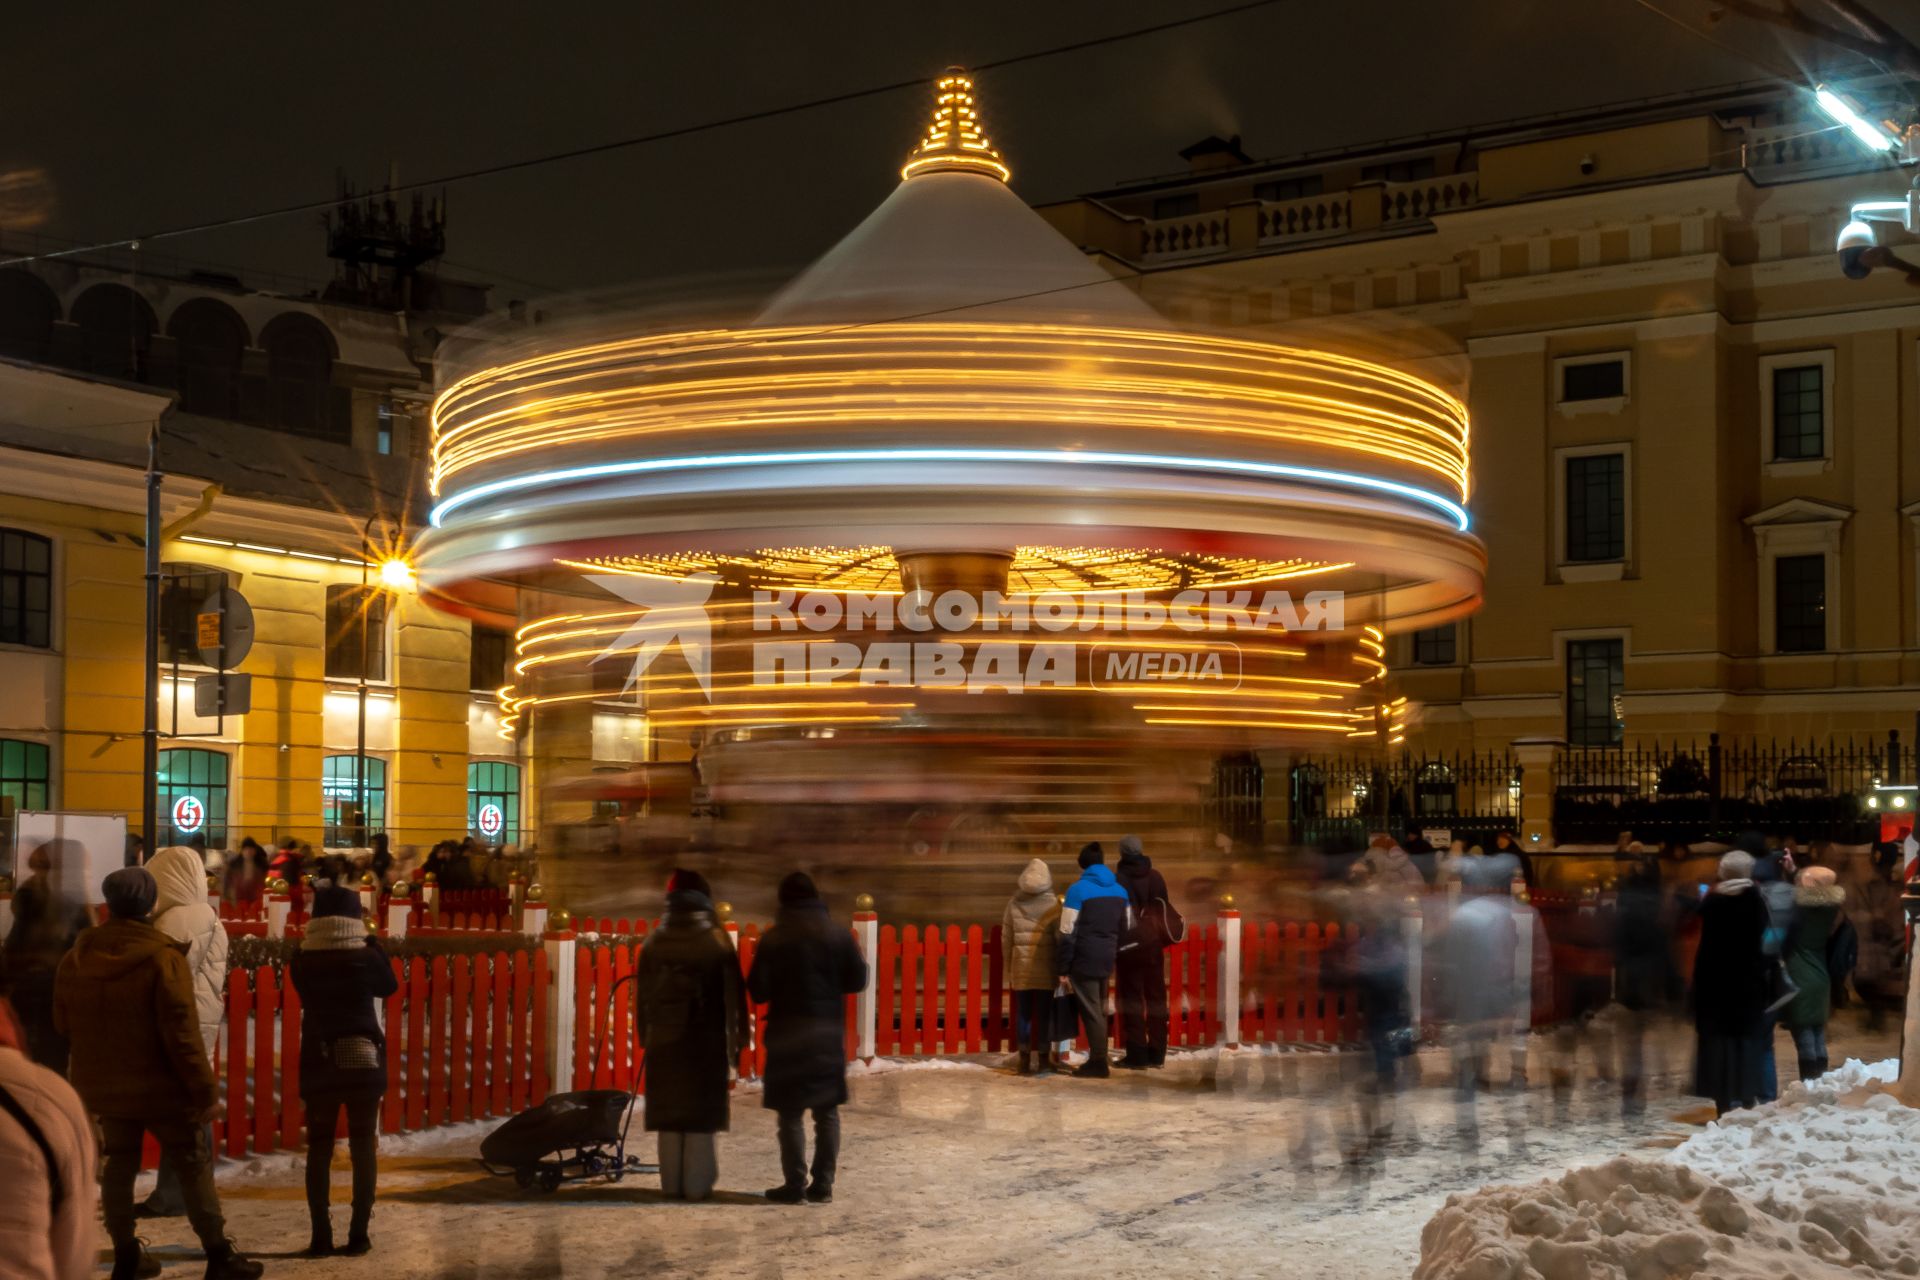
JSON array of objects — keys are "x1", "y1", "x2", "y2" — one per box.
[{"x1": 357, "y1": 514, "x2": 377, "y2": 850}]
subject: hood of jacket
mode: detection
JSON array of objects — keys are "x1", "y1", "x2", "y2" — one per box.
[
  {"x1": 1017, "y1": 858, "x2": 1052, "y2": 896},
  {"x1": 1076, "y1": 863, "x2": 1121, "y2": 892},
  {"x1": 68, "y1": 918, "x2": 177, "y2": 979},
  {"x1": 150, "y1": 845, "x2": 208, "y2": 919}
]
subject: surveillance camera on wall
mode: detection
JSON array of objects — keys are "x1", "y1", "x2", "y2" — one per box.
[
  {"x1": 1838, "y1": 218, "x2": 1878, "y2": 280},
  {"x1": 1578, "y1": 153, "x2": 1597, "y2": 176}
]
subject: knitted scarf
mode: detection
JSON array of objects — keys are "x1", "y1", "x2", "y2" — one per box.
[{"x1": 301, "y1": 914, "x2": 369, "y2": 952}]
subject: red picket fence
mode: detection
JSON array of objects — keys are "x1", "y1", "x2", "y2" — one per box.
[
  {"x1": 213, "y1": 949, "x2": 548, "y2": 1159},
  {"x1": 1232, "y1": 921, "x2": 1365, "y2": 1045},
  {"x1": 436, "y1": 888, "x2": 512, "y2": 917}
]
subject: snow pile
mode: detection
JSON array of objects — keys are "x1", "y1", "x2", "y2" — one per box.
[{"x1": 1416, "y1": 1060, "x2": 1920, "y2": 1280}]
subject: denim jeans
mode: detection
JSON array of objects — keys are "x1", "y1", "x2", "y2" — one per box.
[{"x1": 1789, "y1": 1024, "x2": 1827, "y2": 1062}]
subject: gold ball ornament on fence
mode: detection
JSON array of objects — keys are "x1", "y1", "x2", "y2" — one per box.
[
  {"x1": 1512, "y1": 883, "x2": 1531, "y2": 905},
  {"x1": 361, "y1": 871, "x2": 376, "y2": 887},
  {"x1": 423, "y1": 871, "x2": 438, "y2": 885},
  {"x1": 714, "y1": 901, "x2": 734, "y2": 923},
  {"x1": 853, "y1": 893, "x2": 875, "y2": 913},
  {"x1": 266, "y1": 877, "x2": 288, "y2": 894},
  {"x1": 390, "y1": 880, "x2": 411, "y2": 900},
  {"x1": 206, "y1": 873, "x2": 220, "y2": 894},
  {"x1": 303, "y1": 874, "x2": 317, "y2": 889},
  {"x1": 1218, "y1": 892, "x2": 1236, "y2": 911},
  {"x1": 549, "y1": 908, "x2": 572, "y2": 932},
  {"x1": 527, "y1": 883, "x2": 543, "y2": 901},
  {"x1": 363, "y1": 914, "x2": 380, "y2": 932}
]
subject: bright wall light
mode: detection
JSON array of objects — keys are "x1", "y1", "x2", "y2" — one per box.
[
  {"x1": 1814, "y1": 85, "x2": 1898, "y2": 152},
  {"x1": 379, "y1": 558, "x2": 416, "y2": 590}
]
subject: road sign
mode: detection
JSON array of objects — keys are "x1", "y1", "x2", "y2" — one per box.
[
  {"x1": 477, "y1": 803, "x2": 504, "y2": 838},
  {"x1": 193, "y1": 673, "x2": 251, "y2": 717},
  {"x1": 171, "y1": 795, "x2": 205, "y2": 834},
  {"x1": 194, "y1": 586, "x2": 255, "y2": 669}
]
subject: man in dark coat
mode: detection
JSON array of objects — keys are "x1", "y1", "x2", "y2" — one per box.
[
  {"x1": 2, "y1": 838, "x2": 91, "y2": 1072},
  {"x1": 1692, "y1": 849, "x2": 1772, "y2": 1116},
  {"x1": 1113, "y1": 835, "x2": 1173, "y2": 1069},
  {"x1": 54, "y1": 867, "x2": 262, "y2": 1280},
  {"x1": 1057, "y1": 842, "x2": 1130, "y2": 1078},
  {"x1": 634, "y1": 869, "x2": 748, "y2": 1201},
  {"x1": 747, "y1": 872, "x2": 867, "y2": 1204},
  {"x1": 1611, "y1": 856, "x2": 1671, "y2": 1109}
]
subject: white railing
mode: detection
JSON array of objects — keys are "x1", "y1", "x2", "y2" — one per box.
[
  {"x1": 1380, "y1": 176, "x2": 1479, "y2": 223},
  {"x1": 1257, "y1": 193, "x2": 1352, "y2": 243}
]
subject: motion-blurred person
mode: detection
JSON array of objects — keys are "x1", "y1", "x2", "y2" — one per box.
[
  {"x1": 1610, "y1": 855, "x2": 1673, "y2": 1112},
  {"x1": 1001, "y1": 858, "x2": 1061, "y2": 1075},
  {"x1": 749, "y1": 872, "x2": 868, "y2": 1204},
  {"x1": 366, "y1": 834, "x2": 394, "y2": 891},
  {"x1": 1439, "y1": 856, "x2": 1520, "y2": 1143},
  {"x1": 290, "y1": 885, "x2": 397, "y2": 1256},
  {"x1": 1057, "y1": 842, "x2": 1129, "y2": 1079},
  {"x1": 1492, "y1": 829, "x2": 1533, "y2": 888},
  {"x1": 267, "y1": 840, "x2": 305, "y2": 913},
  {"x1": 1362, "y1": 834, "x2": 1425, "y2": 896},
  {"x1": 634, "y1": 869, "x2": 748, "y2": 1202},
  {"x1": 1782, "y1": 865, "x2": 1847, "y2": 1083},
  {"x1": 3, "y1": 840, "x2": 91, "y2": 1072},
  {"x1": 1342, "y1": 865, "x2": 1411, "y2": 1153},
  {"x1": 139, "y1": 846, "x2": 230, "y2": 1220},
  {"x1": 0, "y1": 953, "x2": 97, "y2": 1280},
  {"x1": 222, "y1": 839, "x2": 268, "y2": 906},
  {"x1": 54, "y1": 867, "x2": 262, "y2": 1279},
  {"x1": 1691, "y1": 850, "x2": 1770, "y2": 1117},
  {"x1": 1400, "y1": 826, "x2": 1438, "y2": 884},
  {"x1": 1854, "y1": 864, "x2": 1904, "y2": 1032},
  {"x1": 1114, "y1": 835, "x2": 1179, "y2": 1069},
  {"x1": 1750, "y1": 838, "x2": 1796, "y2": 1102}
]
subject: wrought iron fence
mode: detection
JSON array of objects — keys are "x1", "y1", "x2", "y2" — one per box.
[
  {"x1": 1551, "y1": 731, "x2": 1909, "y2": 845},
  {"x1": 1288, "y1": 749, "x2": 1521, "y2": 852}
]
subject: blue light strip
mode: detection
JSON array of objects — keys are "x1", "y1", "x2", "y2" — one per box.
[{"x1": 429, "y1": 448, "x2": 1472, "y2": 531}]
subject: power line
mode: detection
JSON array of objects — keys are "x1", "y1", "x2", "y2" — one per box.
[{"x1": 0, "y1": 0, "x2": 1287, "y2": 271}]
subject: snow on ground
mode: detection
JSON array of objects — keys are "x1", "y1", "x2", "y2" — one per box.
[
  {"x1": 115, "y1": 1019, "x2": 1899, "y2": 1279},
  {"x1": 1414, "y1": 1057, "x2": 1920, "y2": 1280}
]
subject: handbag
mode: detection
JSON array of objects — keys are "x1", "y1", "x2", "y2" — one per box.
[
  {"x1": 328, "y1": 1035, "x2": 381, "y2": 1071},
  {"x1": 1049, "y1": 989, "x2": 1081, "y2": 1042}
]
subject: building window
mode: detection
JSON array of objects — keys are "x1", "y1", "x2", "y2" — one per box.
[
  {"x1": 470, "y1": 626, "x2": 511, "y2": 693},
  {"x1": 69, "y1": 284, "x2": 156, "y2": 382},
  {"x1": 1565, "y1": 452, "x2": 1626, "y2": 563},
  {"x1": 322, "y1": 754, "x2": 386, "y2": 846},
  {"x1": 0, "y1": 528, "x2": 52, "y2": 648},
  {"x1": 1410, "y1": 624, "x2": 1456, "y2": 665},
  {"x1": 156, "y1": 748, "x2": 228, "y2": 848},
  {"x1": 376, "y1": 404, "x2": 394, "y2": 455},
  {"x1": 1253, "y1": 174, "x2": 1324, "y2": 202},
  {"x1": 1561, "y1": 359, "x2": 1624, "y2": 402},
  {"x1": 1151, "y1": 193, "x2": 1199, "y2": 219},
  {"x1": 1770, "y1": 365, "x2": 1824, "y2": 460},
  {"x1": 166, "y1": 299, "x2": 248, "y2": 420},
  {"x1": 1566, "y1": 638, "x2": 1624, "y2": 747},
  {"x1": 468, "y1": 761, "x2": 521, "y2": 845},
  {"x1": 1360, "y1": 156, "x2": 1437, "y2": 183},
  {"x1": 159, "y1": 564, "x2": 229, "y2": 665},
  {"x1": 324, "y1": 585, "x2": 388, "y2": 681},
  {"x1": 0, "y1": 738, "x2": 51, "y2": 850},
  {"x1": 1774, "y1": 554, "x2": 1826, "y2": 653}
]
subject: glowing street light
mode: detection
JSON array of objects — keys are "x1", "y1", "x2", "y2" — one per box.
[
  {"x1": 1814, "y1": 84, "x2": 1900, "y2": 153},
  {"x1": 379, "y1": 557, "x2": 416, "y2": 590}
]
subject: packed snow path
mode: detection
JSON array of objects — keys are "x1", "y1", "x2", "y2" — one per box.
[{"x1": 123, "y1": 1020, "x2": 1898, "y2": 1279}]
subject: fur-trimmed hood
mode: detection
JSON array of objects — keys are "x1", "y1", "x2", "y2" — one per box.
[{"x1": 1794, "y1": 882, "x2": 1845, "y2": 908}]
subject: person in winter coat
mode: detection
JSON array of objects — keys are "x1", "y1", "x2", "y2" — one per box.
[
  {"x1": 1056, "y1": 842, "x2": 1131, "y2": 1079},
  {"x1": 267, "y1": 841, "x2": 306, "y2": 914},
  {"x1": 4, "y1": 840, "x2": 92, "y2": 1074},
  {"x1": 289, "y1": 884, "x2": 397, "y2": 1257},
  {"x1": 634, "y1": 869, "x2": 749, "y2": 1201},
  {"x1": 1341, "y1": 869, "x2": 1411, "y2": 1149},
  {"x1": 1361, "y1": 835, "x2": 1426, "y2": 897},
  {"x1": 1610, "y1": 856, "x2": 1672, "y2": 1109},
  {"x1": 1001, "y1": 859, "x2": 1061, "y2": 1075},
  {"x1": 1439, "y1": 855, "x2": 1520, "y2": 1135},
  {"x1": 1781, "y1": 865, "x2": 1846, "y2": 1082},
  {"x1": 747, "y1": 872, "x2": 868, "y2": 1204},
  {"x1": 53, "y1": 867, "x2": 262, "y2": 1280},
  {"x1": 0, "y1": 958, "x2": 98, "y2": 1280},
  {"x1": 1749, "y1": 842, "x2": 1796, "y2": 1102},
  {"x1": 1113, "y1": 835, "x2": 1175, "y2": 1069},
  {"x1": 140, "y1": 846, "x2": 231, "y2": 1219},
  {"x1": 1691, "y1": 850, "x2": 1772, "y2": 1116}
]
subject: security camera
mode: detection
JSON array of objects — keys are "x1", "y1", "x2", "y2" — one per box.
[
  {"x1": 1579, "y1": 153, "x2": 1597, "y2": 176},
  {"x1": 1838, "y1": 218, "x2": 1878, "y2": 279}
]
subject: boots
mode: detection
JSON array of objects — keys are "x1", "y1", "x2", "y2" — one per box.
[
  {"x1": 1797, "y1": 1057, "x2": 1821, "y2": 1083},
  {"x1": 110, "y1": 1239, "x2": 158, "y2": 1280},
  {"x1": 341, "y1": 1206, "x2": 372, "y2": 1257},
  {"x1": 304, "y1": 1209, "x2": 333, "y2": 1258},
  {"x1": 1016, "y1": 1050, "x2": 1034, "y2": 1076},
  {"x1": 202, "y1": 1240, "x2": 263, "y2": 1280}
]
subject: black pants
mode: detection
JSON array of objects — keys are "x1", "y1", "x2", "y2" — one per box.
[
  {"x1": 1115, "y1": 948, "x2": 1169, "y2": 1060},
  {"x1": 100, "y1": 1117, "x2": 225, "y2": 1252},
  {"x1": 776, "y1": 1106, "x2": 840, "y2": 1193},
  {"x1": 1070, "y1": 976, "x2": 1110, "y2": 1066},
  {"x1": 1012, "y1": 989, "x2": 1052, "y2": 1051},
  {"x1": 305, "y1": 1094, "x2": 381, "y2": 1225}
]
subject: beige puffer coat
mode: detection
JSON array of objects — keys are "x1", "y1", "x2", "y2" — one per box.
[
  {"x1": 0, "y1": 1040, "x2": 97, "y2": 1280},
  {"x1": 149, "y1": 846, "x2": 229, "y2": 1060},
  {"x1": 1001, "y1": 859, "x2": 1061, "y2": 990}
]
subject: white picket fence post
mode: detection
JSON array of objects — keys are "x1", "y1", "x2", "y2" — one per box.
[
  {"x1": 1217, "y1": 897, "x2": 1242, "y2": 1049},
  {"x1": 385, "y1": 882, "x2": 412, "y2": 939},
  {"x1": 422, "y1": 874, "x2": 439, "y2": 922},
  {"x1": 853, "y1": 895, "x2": 880, "y2": 1062},
  {"x1": 358, "y1": 873, "x2": 377, "y2": 921},
  {"x1": 1511, "y1": 883, "x2": 1535, "y2": 1083},
  {"x1": 522, "y1": 883, "x2": 548, "y2": 939},
  {"x1": 266, "y1": 881, "x2": 290, "y2": 940},
  {"x1": 545, "y1": 911, "x2": 578, "y2": 1094}
]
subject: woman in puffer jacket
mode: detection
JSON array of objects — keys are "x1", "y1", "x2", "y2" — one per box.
[
  {"x1": 1001, "y1": 859, "x2": 1061, "y2": 1075},
  {"x1": 141, "y1": 846, "x2": 229, "y2": 1218},
  {"x1": 1781, "y1": 864, "x2": 1846, "y2": 1082}
]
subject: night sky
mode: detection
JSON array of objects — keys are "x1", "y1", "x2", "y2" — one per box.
[{"x1": 4, "y1": 1, "x2": 1908, "y2": 303}]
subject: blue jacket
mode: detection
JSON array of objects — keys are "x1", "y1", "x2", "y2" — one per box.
[{"x1": 1058, "y1": 864, "x2": 1130, "y2": 979}]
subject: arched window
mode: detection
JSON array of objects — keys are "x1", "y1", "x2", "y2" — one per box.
[
  {"x1": 468, "y1": 761, "x2": 521, "y2": 845},
  {"x1": 69, "y1": 284, "x2": 155, "y2": 381},
  {"x1": 166, "y1": 298, "x2": 248, "y2": 418},
  {"x1": 0, "y1": 527, "x2": 53, "y2": 648},
  {"x1": 322, "y1": 754, "x2": 386, "y2": 846},
  {"x1": 0, "y1": 737, "x2": 52, "y2": 850},
  {"x1": 156, "y1": 747, "x2": 228, "y2": 848},
  {"x1": 0, "y1": 270, "x2": 58, "y2": 363},
  {"x1": 260, "y1": 313, "x2": 339, "y2": 438}
]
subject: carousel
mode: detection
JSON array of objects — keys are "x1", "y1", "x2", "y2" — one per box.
[{"x1": 416, "y1": 71, "x2": 1484, "y2": 918}]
